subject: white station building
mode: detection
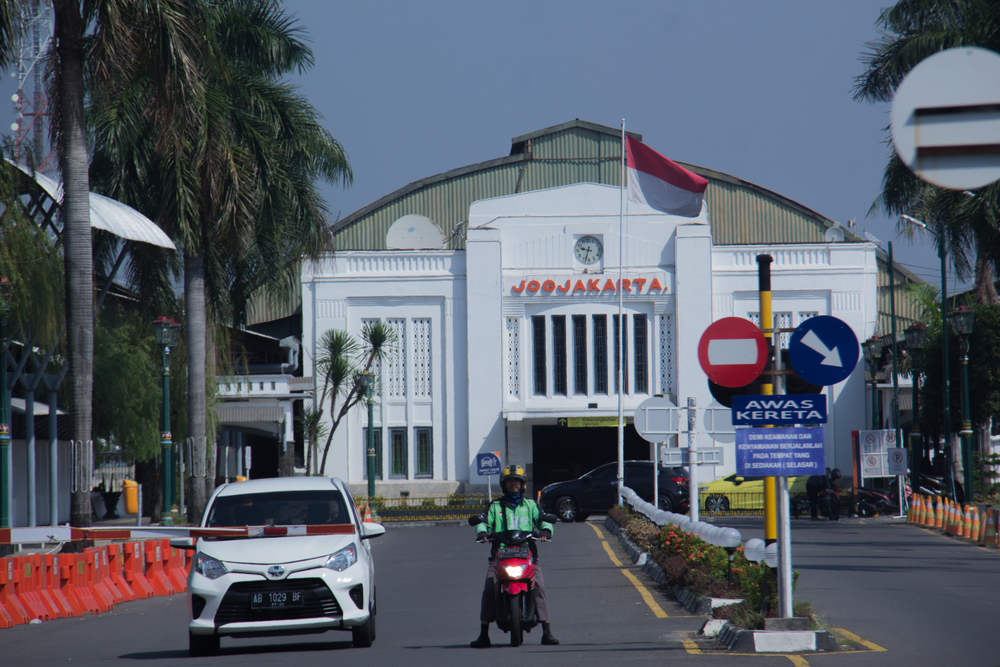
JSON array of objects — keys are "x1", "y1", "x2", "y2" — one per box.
[{"x1": 297, "y1": 120, "x2": 918, "y2": 498}]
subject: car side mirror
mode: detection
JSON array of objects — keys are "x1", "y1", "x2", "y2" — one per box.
[
  {"x1": 169, "y1": 537, "x2": 196, "y2": 551},
  {"x1": 360, "y1": 522, "x2": 386, "y2": 540},
  {"x1": 734, "y1": 477, "x2": 745, "y2": 486}
]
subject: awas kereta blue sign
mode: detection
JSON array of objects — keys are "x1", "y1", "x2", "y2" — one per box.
[
  {"x1": 476, "y1": 452, "x2": 502, "y2": 476},
  {"x1": 736, "y1": 427, "x2": 826, "y2": 476},
  {"x1": 731, "y1": 394, "x2": 827, "y2": 426}
]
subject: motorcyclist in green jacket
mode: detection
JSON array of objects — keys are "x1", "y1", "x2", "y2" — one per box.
[{"x1": 471, "y1": 464, "x2": 559, "y2": 648}]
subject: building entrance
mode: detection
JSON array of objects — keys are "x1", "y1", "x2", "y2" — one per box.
[{"x1": 531, "y1": 424, "x2": 649, "y2": 495}]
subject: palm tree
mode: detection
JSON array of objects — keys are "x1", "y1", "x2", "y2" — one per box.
[
  {"x1": 854, "y1": 0, "x2": 1000, "y2": 305},
  {"x1": 88, "y1": 0, "x2": 351, "y2": 520}
]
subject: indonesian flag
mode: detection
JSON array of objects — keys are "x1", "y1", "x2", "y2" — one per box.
[{"x1": 626, "y1": 136, "x2": 708, "y2": 217}]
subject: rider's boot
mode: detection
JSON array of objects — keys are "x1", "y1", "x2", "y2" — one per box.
[
  {"x1": 470, "y1": 623, "x2": 492, "y2": 648},
  {"x1": 541, "y1": 621, "x2": 560, "y2": 645}
]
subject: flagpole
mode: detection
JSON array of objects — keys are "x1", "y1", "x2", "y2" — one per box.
[{"x1": 618, "y1": 119, "x2": 625, "y2": 506}]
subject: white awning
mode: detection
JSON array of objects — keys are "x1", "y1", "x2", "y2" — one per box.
[{"x1": 11, "y1": 162, "x2": 176, "y2": 250}]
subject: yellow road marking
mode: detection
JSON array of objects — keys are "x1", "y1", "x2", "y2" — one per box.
[
  {"x1": 831, "y1": 628, "x2": 887, "y2": 651},
  {"x1": 589, "y1": 521, "x2": 667, "y2": 618},
  {"x1": 785, "y1": 655, "x2": 810, "y2": 667},
  {"x1": 600, "y1": 540, "x2": 623, "y2": 567},
  {"x1": 681, "y1": 639, "x2": 701, "y2": 654},
  {"x1": 620, "y1": 567, "x2": 668, "y2": 618}
]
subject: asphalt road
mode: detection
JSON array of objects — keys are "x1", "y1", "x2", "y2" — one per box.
[{"x1": 1, "y1": 516, "x2": 999, "y2": 666}]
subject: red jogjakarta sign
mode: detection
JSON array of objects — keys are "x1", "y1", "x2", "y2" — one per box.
[{"x1": 510, "y1": 275, "x2": 667, "y2": 295}]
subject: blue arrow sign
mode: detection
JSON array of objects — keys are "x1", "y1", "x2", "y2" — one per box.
[{"x1": 788, "y1": 316, "x2": 860, "y2": 386}]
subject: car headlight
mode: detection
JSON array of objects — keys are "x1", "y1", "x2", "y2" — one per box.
[
  {"x1": 325, "y1": 543, "x2": 358, "y2": 572},
  {"x1": 194, "y1": 552, "x2": 228, "y2": 580},
  {"x1": 502, "y1": 564, "x2": 525, "y2": 578}
]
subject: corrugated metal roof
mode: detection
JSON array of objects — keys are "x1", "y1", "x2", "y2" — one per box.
[
  {"x1": 250, "y1": 119, "x2": 923, "y2": 326},
  {"x1": 13, "y1": 162, "x2": 176, "y2": 249},
  {"x1": 217, "y1": 404, "x2": 285, "y2": 424}
]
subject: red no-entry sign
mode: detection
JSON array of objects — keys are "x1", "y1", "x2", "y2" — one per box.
[{"x1": 697, "y1": 317, "x2": 767, "y2": 388}]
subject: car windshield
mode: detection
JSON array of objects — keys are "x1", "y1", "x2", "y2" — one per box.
[{"x1": 205, "y1": 490, "x2": 351, "y2": 527}]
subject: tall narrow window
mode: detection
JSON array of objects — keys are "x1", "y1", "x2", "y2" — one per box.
[
  {"x1": 552, "y1": 315, "x2": 567, "y2": 396},
  {"x1": 389, "y1": 428, "x2": 407, "y2": 478},
  {"x1": 659, "y1": 314, "x2": 674, "y2": 397},
  {"x1": 506, "y1": 317, "x2": 520, "y2": 397},
  {"x1": 532, "y1": 316, "x2": 547, "y2": 395},
  {"x1": 362, "y1": 428, "x2": 383, "y2": 480},
  {"x1": 415, "y1": 428, "x2": 433, "y2": 478},
  {"x1": 387, "y1": 318, "x2": 407, "y2": 397},
  {"x1": 634, "y1": 314, "x2": 648, "y2": 394},
  {"x1": 593, "y1": 315, "x2": 608, "y2": 394},
  {"x1": 573, "y1": 315, "x2": 587, "y2": 395},
  {"x1": 613, "y1": 315, "x2": 628, "y2": 394},
  {"x1": 412, "y1": 318, "x2": 432, "y2": 397}
]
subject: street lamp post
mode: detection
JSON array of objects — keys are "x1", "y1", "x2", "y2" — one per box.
[
  {"x1": 905, "y1": 323, "x2": 927, "y2": 496},
  {"x1": 863, "y1": 336, "x2": 883, "y2": 430},
  {"x1": 0, "y1": 276, "x2": 12, "y2": 529},
  {"x1": 948, "y1": 306, "x2": 975, "y2": 502},
  {"x1": 154, "y1": 316, "x2": 181, "y2": 523},
  {"x1": 359, "y1": 372, "x2": 375, "y2": 499}
]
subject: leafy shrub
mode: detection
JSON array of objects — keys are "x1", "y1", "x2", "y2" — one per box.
[
  {"x1": 608, "y1": 506, "x2": 631, "y2": 528},
  {"x1": 625, "y1": 519, "x2": 660, "y2": 553}
]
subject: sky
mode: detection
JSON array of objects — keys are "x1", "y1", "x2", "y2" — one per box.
[{"x1": 0, "y1": 0, "x2": 967, "y2": 290}]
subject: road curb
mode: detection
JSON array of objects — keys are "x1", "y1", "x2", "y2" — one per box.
[{"x1": 713, "y1": 621, "x2": 840, "y2": 653}]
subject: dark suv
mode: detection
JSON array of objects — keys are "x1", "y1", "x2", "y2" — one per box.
[{"x1": 538, "y1": 461, "x2": 689, "y2": 522}]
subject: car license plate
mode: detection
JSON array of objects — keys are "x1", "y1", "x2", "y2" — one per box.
[
  {"x1": 497, "y1": 547, "x2": 529, "y2": 560},
  {"x1": 250, "y1": 590, "x2": 305, "y2": 609}
]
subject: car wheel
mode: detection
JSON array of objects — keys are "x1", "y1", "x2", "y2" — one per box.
[
  {"x1": 189, "y1": 631, "x2": 219, "y2": 657},
  {"x1": 705, "y1": 496, "x2": 730, "y2": 513},
  {"x1": 657, "y1": 495, "x2": 675, "y2": 513},
  {"x1": 352, "y1": 614, "x2": 375, "y2": 648},
  {"x1": 555, "y1": 496, "x2": 578, "y2": 523}
]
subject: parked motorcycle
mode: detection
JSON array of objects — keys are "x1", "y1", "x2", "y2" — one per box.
[
  {"x1": 820, "y1": 486, "x2": 841, "y2": 520},
  {"x1": 468, "y1": 512, "x2": 557, "y2": 647}
]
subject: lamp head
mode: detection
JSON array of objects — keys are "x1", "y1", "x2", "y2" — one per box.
[
  {"x1": 905, "y1": 323, "x2": 927, "y2": 351},
  {"x1": 948, "y1": 306, "x2": 975, "y2": 337}
]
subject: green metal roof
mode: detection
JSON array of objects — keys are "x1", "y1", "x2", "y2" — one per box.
[{"x1": 252, "y1": 119, "x2": 922, "y2": 331}]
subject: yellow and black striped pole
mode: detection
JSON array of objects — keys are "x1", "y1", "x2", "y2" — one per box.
[{"x1": 757, "y1": 255, "x2": 777, "y2": 546}]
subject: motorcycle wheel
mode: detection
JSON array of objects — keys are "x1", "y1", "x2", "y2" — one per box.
[{"x1": 509, "y1": 595, "x2": 522, "y2": 647}]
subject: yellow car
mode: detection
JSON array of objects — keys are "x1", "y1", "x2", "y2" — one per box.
[{"x1": 698, "y1": 474, "x2": 810, "y2": 513}]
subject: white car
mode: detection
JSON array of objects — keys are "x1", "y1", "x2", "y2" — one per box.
[{"x1": 172, "y1": 477, "x2": 384, "y2": 656}]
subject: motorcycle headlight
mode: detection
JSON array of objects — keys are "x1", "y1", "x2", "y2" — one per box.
[
  {"x1": 194, "y1": 552, "x2": 228, "y2": 580},
  {"x1": 502, "y1": 564, "x2": 525, "y2": 578},
  {"x1": 325, "y1": 543, "x2": 358, "y2": 572}
]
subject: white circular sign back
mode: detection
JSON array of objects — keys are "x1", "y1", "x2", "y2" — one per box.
[{"x1": 891, "y1": 47, "x2": 1000, "y2": 190}]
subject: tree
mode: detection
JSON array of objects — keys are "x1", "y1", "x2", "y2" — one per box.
[
  {"x1": 87, "y1": 0, "x2": 351, "y2": 520},
  {"x1": 314, "y1": 321, "x2": 393, "y2": 475},
  {"x1": 854, "y1": 0, "x2": 1000, "y2": 306}
]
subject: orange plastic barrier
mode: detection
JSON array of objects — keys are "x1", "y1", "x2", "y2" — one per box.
[
  {"x1": 54, "y1": 554, "x2": 87, "y2": 617},
  {"x1": 85, "y1": 550, "x2": 116, "y2": 612},
  {"x1": 971, "y1": 506, "x2": 981, "y2": 541},
  {"x1": 161, "y1": 542, "x2": 187, "y2": 593},
  {"x1": 66, "y1": 553, "x2": 103, "y2": 615},
  {"x1": 105, "y1": 544, "x2": 135, "y2": 602},
  {"x1": 962, "y1": 505, "x2": 972, "y2": 539},
  {"x1": 0, "y1": 558, "x2": 26, "y2": 626},
  {"x1": 44, "y1": 554, "x2": 76, "y2": 618},
  {"x1": 143, "y1": 540, "x2": 176, "y2": 597},
  {"x1": 13, "y1": 556, "x2": 50, "y2": 621},
  {"x1": 31, "y1": 555, "x2": 63, "y2": 620},
  {"x1": 123, "y1": 542, "x2": 155, "y2": 599},
  {"x1": 935, "y1": 498, "x2": 944, "y2": 529}
]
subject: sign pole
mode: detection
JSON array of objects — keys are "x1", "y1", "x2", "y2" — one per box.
[
  {"x1": 773, "y1": 330, "x2": 794, "y2": 618},
  {"x1": 757, "y1": 255, "x2": 777, "y2": 547},
  {"x1": 688, "y1": 397, "x2": 698, "y2": 523}
]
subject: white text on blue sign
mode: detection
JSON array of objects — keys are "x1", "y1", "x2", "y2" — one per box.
[
  {"x1": 736, "y1": 427, "x2": 826, "y2": 476},
  {"x1": 731, "y1": 394, "x2": 827, "y2": 426}
]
